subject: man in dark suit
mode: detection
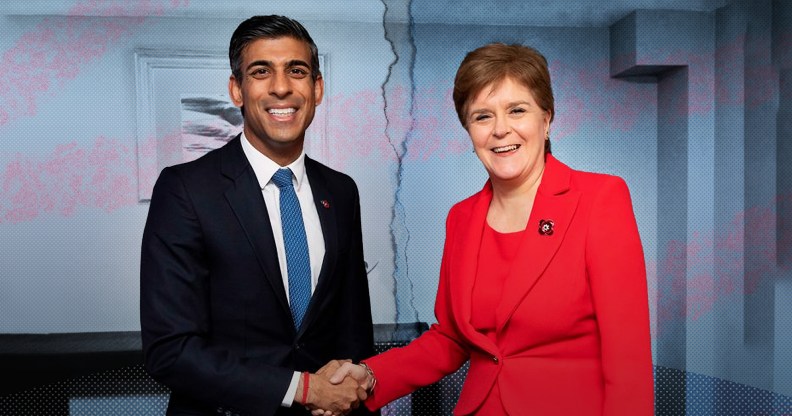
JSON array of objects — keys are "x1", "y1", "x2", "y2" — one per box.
[{"x1": 141, "y1": 15, "x2": 375, "y2": 416}]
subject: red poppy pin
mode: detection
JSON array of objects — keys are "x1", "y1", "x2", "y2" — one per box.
[
  {"x1": 321, "y1": 200, "x2": 330, "y2": 209},
  {"x1": 538, "y1": 219, "x2": 554, "y2": 236}
]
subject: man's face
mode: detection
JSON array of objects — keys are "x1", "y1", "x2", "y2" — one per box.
[{"x1": 229, "y1": 36, "x2": 323, "y2": 165}]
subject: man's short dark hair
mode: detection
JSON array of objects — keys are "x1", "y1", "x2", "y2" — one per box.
[{"x1": 229, "y1": 15, "x2": 321, "y2": 83}]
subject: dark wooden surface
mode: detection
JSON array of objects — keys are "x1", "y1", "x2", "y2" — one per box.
[{"x1": 0, "y1": 324, "x2": 430, "y2": 397}]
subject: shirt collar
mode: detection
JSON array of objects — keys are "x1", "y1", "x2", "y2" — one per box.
[{"x1": 240, "y1": 132, "x2": 307, "y2": 191}]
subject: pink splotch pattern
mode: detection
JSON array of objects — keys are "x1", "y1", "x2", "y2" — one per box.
[
  {"x1": 0, "y1": 0, "x2": 189, "y2": 126},
  {"x1": 582, "y1": 32, "x2": 781, "y2": 122},
  {"x1": 2, "y1": 138, "x2": 135, "y2": 222},
  {"x1": 324, "y1": 86, "x2": 467, "y2": 168},
  {"x1": 650, "y1": 196, "x2": 790, "y2": 337},
  {"x1": 551, "y1": 58, "x2": 647, "y2": 136},
  {"x1": 0, "y1": 130, "x2": 181, "y2": 224}
]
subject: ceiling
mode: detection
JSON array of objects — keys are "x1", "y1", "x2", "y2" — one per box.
[
  {"x1": 0, "y1": 0, "x2": 737, "y2": 27},
  {"x1": 411, "y1": 0, "x2": 736, "y2": 27}
]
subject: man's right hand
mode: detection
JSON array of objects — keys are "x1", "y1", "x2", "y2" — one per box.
[{"x1": 297, "y1": 371, "x2": 366, "y2": 416}]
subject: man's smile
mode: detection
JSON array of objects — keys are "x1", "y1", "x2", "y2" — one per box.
[{"x1": 267, "y1": 107, "x2": 296, "y2": 115}]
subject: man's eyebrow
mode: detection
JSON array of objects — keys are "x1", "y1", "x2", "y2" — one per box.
[
  {"x1": 286, "y1": 59, "x2": 311, "y2": 69},
  {"x1": 245, "y1": 59, "x2": 311, "y2": 71},
  {"x1": 246, "y1": 60, "x2": 272, "y2": 71}
]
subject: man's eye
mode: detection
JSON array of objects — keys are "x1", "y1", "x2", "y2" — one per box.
[
  {"x1": 289, "y1": 68, "x2": 309, "y2": 77},
  {"x1": 250, "y1": 68, "x2": 269, "y2": 77}
]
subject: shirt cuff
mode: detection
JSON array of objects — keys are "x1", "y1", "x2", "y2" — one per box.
[{"x1": 282, "y1": 371, "x2": 302, "y2": 407}]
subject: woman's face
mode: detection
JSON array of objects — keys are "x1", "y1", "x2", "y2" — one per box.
[{"x1": 466, "y1": 77, "x2": 551, "y2": 186}]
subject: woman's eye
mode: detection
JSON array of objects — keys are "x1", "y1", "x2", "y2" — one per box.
[
  {"x1": 511, "y1": 107, "x2": 526, "y2": 114},
  {"x1": 474, "y1": 114, "x2": 490, "y2": 121}
]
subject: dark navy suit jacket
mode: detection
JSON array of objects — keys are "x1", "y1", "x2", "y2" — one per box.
[{"x1": 141, "y1": 135, "x2": 375, "y2": 415}]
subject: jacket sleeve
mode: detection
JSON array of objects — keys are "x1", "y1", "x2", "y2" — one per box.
[
  {"x1": 363, "y1": 208, "x2": 470, "y2": 409},
  {"x1": 585, "y1": 177, "x2": 654, "y2": 415},
  {"x1": 140, "y1": 167, "x2": 292, "y2": 416}
]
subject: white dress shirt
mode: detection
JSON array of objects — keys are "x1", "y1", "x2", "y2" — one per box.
[{"x1": 240, "y1": 133, "x2": 326, "y2": 407}]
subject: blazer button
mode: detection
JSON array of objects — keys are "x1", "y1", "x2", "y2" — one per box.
[{"x1": 492, "y1": 356, "x2": 499, "y2": 364}]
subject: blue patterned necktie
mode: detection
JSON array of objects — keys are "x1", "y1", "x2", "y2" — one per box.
[{"x1": 271, "y1": 168, "x2": 311, "y2": 329}]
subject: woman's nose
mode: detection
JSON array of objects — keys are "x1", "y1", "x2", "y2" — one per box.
[{"x1": 492, "y1": 117, "x2": 511, "y2": 138}]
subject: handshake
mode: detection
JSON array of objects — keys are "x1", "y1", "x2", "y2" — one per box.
[{"x1": 297, "y1": 360, "x2": 375, "y2": 416}]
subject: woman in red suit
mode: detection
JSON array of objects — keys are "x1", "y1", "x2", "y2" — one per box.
[{"x1": 324, "y1": 43, "x2": 654, "y2": 415}]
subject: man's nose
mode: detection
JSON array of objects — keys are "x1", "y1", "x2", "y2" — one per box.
[{"x1": 269, "y1": 72, "x2": 291, "y2": 97}]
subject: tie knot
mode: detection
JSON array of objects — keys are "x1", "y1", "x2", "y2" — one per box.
[{"x1": 272, "y1": 168, "x2": 294, "y2": 189}]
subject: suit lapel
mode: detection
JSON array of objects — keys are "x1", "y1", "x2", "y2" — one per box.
[
  {"x1": 495, "y1": 155, "x2": 580, "y2": 333},
  {"x1": 449, "y1": 183, "x2": 499, "y2": 355},
  {"x1": 295, "y1": 157, "x2": 338, "y2": 335},
  {"x1": 221, "y1": 136, "x2": 291, "y2": 321}
]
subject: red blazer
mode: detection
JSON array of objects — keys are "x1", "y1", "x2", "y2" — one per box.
[{"x1": 365, "y1": 155, "x2": 654, "y2": 415}]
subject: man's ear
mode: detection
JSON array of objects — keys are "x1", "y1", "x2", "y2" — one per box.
[
  {"x1": 229, "y1": 75, "x2": 243, "y2": 107},
  {"x1": 313, "y1": 75, "x2": 324, "y2": 106}
]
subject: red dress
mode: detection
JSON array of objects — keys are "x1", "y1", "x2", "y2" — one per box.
[{"x1": 469, "y1": 224, "x2": 523, "y2": 414}]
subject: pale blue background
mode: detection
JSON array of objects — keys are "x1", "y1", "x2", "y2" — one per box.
[{"x1": 1, "y1": 0, "x2": 790, "y2": 414}]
